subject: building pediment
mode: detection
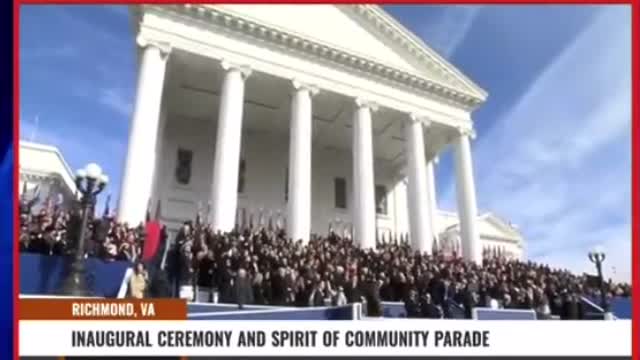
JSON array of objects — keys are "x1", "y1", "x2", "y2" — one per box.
[
  {"x1": 356, "y1": 5, "x2": 487, "y2": 102},
  {"x1": 19, "y1": 141, "x2": 78, "y2": 196},
  {"x1": 436, "y1": 210, "x2": 523, "y2": 245},
  {"x1": 212, "y1": 5, "x2": 486, "y2": 105},
  {"x1": 477, "y1": 213, "x2": 523, "y2": 244},
  {"x1": 136, "y1": 4, "x2": 487, "y2": 110}
]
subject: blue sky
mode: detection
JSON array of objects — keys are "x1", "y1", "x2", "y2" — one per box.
[{"x1": 20, "y1": 5, "x2": 632, "y2": 282}]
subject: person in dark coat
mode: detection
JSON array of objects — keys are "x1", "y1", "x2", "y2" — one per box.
[
  {"x1": 271, "y1": 267, "x2": 288, "y2": 306},
  {"x1": 379, "y1": 276, "x2": 394, "y2": 301},
  {"x1": 404, "y1": 290, "x2": 421, "y2": 318},
  {"x1": 420, "y1": 293, "x2": 443, "y2": 319},
  {"x1": 429, "y1": 277, "x2": 447, "y2": 306},
  {"x1": 561, "y1": 293, "x2": 584, "y2": 320},
  {"x1": 344, "y1": 275, "x2": 362, "y2": 304},
  {"x1": 364, "y1": 277, "x2": 383, "y2": 317},
  {"x1": 462, "y1": 289, "x2": 478, "y2": 319},
  {"x1": 218, "y1": 258, "x2": 234, "y2": 303},
  {"x1": 148, "y1": 266, "x2": 172, "y2": 298},
  {"x1": 252, "y1": 272, "x2": 266, "y2": 305},
  {"x1": 234, "y1": 268, "x2": 254, "y2": 309}
]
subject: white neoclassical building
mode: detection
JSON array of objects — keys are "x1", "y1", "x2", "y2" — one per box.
[
  {"x1": 117, "y1": 4, "x2": 520, "y2": 263},
  {"x1": 19, "y1": 141, "x2": 79, "y2": 211}
]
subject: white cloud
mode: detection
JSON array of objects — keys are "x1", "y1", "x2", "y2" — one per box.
[
  {"x1": 441, "y1": 7, "x2": 631, "y2": 282},
  {"x1": 98, "y1": 88, "x2": 133, "y2": 117},
  {"x1": 417, "y1": 6, "x2": 482, "y2": 59}
]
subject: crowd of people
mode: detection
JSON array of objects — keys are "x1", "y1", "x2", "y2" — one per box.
[
  {"x1": 166, "y1": 219, "x2": 630, "y2": 319},
  {"x1": 19, "y1": 192, "x2": 147, "y2": 263},
  {"x1": 19, "y1": 193, "x2": 631, "y2": 320}
]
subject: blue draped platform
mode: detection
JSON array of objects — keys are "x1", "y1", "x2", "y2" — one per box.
[
  {"x1": 19, "y1": 253, "x2": 631, "y2": 321},
  {"x1": 19, "y1": 253, "x2": 131, "y2": 298}
]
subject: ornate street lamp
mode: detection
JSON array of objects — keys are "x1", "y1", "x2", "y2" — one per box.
[
  {"x1": 588, "y1": 246, "x2": 610, "y2": 317},
  {"x1": 60, "y1": 163, "x2": 108, "y2": 296}
]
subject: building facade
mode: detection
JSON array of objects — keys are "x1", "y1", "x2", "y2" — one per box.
[
  {"x1": 19, "y1": 141, "x2": 78, "y2": 212},
  {"x1": 118, "y1": 5, "x2": 511, "y2": 263}
]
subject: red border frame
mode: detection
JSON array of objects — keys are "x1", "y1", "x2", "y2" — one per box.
[
  {"x1": 632, "y1": 1, "x2": 639, "y2": 359},
  {"x1": 13, "y1": 1, "x2": 20, "y2": 360},
  {"x1": 11, "y1": 1, "x2": 640, "y2": 360}
]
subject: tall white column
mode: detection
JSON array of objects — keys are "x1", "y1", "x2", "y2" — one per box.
[
  {"x1": 287, "y1": 80, "x2": 317, "y2": 243},
  {"x1": 453, "y1": 128, "x2": 481, "y2": 264},
  {"x1": 117, "y1": 38, "x2": 170, "y2": 226},
  {"x1": 149, "y1": 108, "x2": 168, "y2": 217},
  {"x1": 405, "y1": 115, "x2": 433, "y2": 254},
  {"x1": 426, "y1": 156, "x2": 438, "y2": 250},
  {"x1": 209, "y1": 61, "x2": 251, "y2": 233},
  {"x1": 352, "y1": 99, "x2": 377, "y2": 249}
]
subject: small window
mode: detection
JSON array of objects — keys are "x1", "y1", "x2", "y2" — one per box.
[
  {"x1": 375, "y1": 185, "x2": 387, "y2": 215},
  {"x1": 334, "y1": 177, "x2": 347, "y2": 209},
  {"x1": 238, "y1": 159, "x2": 246, "y2": 194},
  {"x1": 175, "y1": 148, "x2": 193, "y2": 186}
]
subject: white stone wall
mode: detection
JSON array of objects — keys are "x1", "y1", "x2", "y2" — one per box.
[
  {"x1": 153, "y1": 115, "x2": 408, "y2": 236},
  {"x1": 152, "y1": 115, "x2": 525, "y2": 260}
]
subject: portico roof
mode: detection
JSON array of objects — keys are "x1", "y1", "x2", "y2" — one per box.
[
  {"x1": 209, "y1": 5, "x2": 487, "y2": 102},
  {"x1": 131, "y1": 4, "x2": 487, "y2": 111}
]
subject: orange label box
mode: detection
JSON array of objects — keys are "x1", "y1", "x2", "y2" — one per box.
[{"x1": 19, "y1": 298, "x2": 187, "y2": 320}]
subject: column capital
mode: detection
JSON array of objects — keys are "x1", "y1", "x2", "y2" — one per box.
[
  {"x1": 409, "y1": 113, "x2": 433, "y2": 127},
  {"x1": 455, "y1": 126, "x2": 477, "y2": 140},
  {"x1": 292, "y1": 79, "x2": 319, "y2": 96},
  {"x1": 220, "y1": 59, "x2": 252, "y2": 80},
  {"x1": 136, "y1": 35, "x2": 171, "y2": 58},
  {"x1": 355, "y1": 97, "x2": 379, "y2": 112}
]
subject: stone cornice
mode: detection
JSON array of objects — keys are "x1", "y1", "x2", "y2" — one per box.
[
  {"x1": 358, "y1": 5, "x2": 488, "y2": 102},
  {"x1": 355, "y1": 98, "x2": 379, "y2": 112},
  {"x1": 20, "y1": 172, "x2": 59, "y2": 183},
  {"x1": 409, "y1": 113, "x2": 431, "y2": 127},
  {"x1": 136, "y1": 35, "x2": 172, "y2": 58},
  {"x1": 291, "y1": 79, "x2": 320, "y2": 96},
  {"x1": 142, "y1": 4, "x2": 484, "y2": 111},
  {"x1": 220, "y1": 59, "x2": 252, "y2": 80}
]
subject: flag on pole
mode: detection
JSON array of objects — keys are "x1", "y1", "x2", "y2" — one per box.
[
  {"x1": 142, "y1": 220, "x2": 162, "y2": 262},
  {"x1": 154, "y1": 200, "x2": 162, "y2": 220}
]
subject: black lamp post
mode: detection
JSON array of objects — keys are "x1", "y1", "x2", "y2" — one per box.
[
  {"x1": 588, "y1": 246, "x2": 609, "y2": 314},
  {"x1": 60, "y1": 163, "x2": 108, "y2": 296}
]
